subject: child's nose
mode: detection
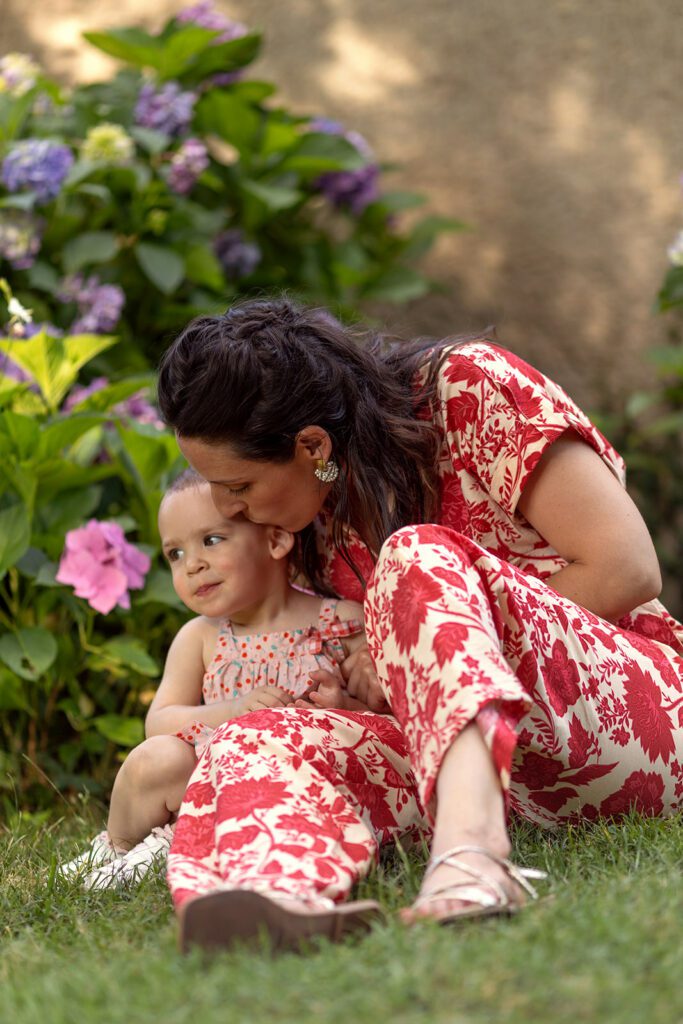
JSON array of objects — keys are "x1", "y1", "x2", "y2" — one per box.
[{"x1": 186, "y1": 552, "x2": 208, "y2": 573}]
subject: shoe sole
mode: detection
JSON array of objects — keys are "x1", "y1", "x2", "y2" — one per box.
[{"x1": 180, "y1": 891, "x2": 384, "y2": 954}]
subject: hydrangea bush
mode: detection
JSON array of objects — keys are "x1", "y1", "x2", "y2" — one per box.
[
  {"x1": 0, "y1": 6, "x2": 460, "y2": 805},
  {"x1": 0, "y1": 288, "x2": 188, "y2": 804},
  {"x1": 0, "y1": 4, "x2": 460, "y2": 369}
]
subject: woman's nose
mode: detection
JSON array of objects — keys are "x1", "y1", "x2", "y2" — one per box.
[{"x1": 210, "y1": 486, "x2": 248, "y2": 520}]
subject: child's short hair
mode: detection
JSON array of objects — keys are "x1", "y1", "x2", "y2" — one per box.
[{"x1": 166, "y1": 466, "x2": 204, "y2": 496}]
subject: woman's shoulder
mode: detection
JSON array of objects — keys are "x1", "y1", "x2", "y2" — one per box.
[
  {"x1": 432, "y1": 340, "x2": 550, "y2": 391},
  {"x1": 334, "y1": 598, "x2": 364, "y2": 622}
]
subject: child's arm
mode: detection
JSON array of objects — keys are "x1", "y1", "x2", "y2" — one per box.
[
  {"x1": 146, "y1": 618, "x2": 293, "y2": 737},
  {"x1": 335, "y1": 599, "x2": 390, "y2": 713}
]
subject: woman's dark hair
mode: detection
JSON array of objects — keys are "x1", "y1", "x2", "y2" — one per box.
[{"x1": 157, "y1": 297, "x2": 490, "y2": 593}]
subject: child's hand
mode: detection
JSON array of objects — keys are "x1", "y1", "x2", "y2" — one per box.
[
  {"x1": 340, "y1": 645, "x2": 390, "y2": 712},
  {"x1": 295, "y1": 669, "x2": 347, "y2": 710},
  {"x1": 241, "y1": 686, "x2": 295, "y2": 713}
]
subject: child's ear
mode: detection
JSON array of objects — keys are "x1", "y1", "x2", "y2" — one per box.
[{"x1": 267, "y1": 526, "x2": 295, "y2": 561}]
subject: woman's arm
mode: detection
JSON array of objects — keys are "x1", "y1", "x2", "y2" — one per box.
[{"x1": 517, "y1": 431, "x2": 662, "y2": 622}]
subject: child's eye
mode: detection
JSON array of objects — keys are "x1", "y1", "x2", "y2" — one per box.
[
  {"x1": 204, "y1": 535, "x2": 224, "y2": 547},
  {"x1": 167, "y1": 548, "x2": 182, "y2": 562}
]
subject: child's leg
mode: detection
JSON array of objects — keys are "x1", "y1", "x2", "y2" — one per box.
[{"x1": 107, "y1": 735, "x2": 197, "y2": 850}]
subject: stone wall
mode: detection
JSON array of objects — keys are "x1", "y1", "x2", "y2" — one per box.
[{"x1": 2, "y1": 0, "x2": 682, "y2": 409}]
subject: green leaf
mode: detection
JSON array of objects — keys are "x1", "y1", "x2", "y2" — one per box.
[
  {"x1": 129, "y1": 126, "x2": 171, "y2": 155},
  {"x1": 134, "y1": 242, "x2": 185, "y2": 295},
  {"x1": 0, "y1": 502, "x2": 30, "y2": 577},
  {"x1": 402, "y1": 215, "x2": 467, "y2": 259},
  {"x1": 0, "y1": 411, "x2": 41, "y2": 461},
  {"x1": 117, "y1": 424, "x2": 180, "y2": 489},
  {"x1": 82, "y1": 28, "x2": 163, "y2": 69},
  {"x1": 177, "y1": 32, "x2": 262, "y2": 85},
  {"x1": 62, "y1": 231, "x2": 120, "y2": 273},
  {"x1": 0, "y1": 627, "x2": 57, "y2": 681},
  {"x1": 241, "y1": 179, "x2": 303, "y2": 211},
  {"x1": 100, "y1": 636, "x2": 160, "y2": 677},
  {"x1": 184, "y1": 244, "x2": 225, "y2": 291},
  {"x1": 0, "y1": 669, "x2": 33, "y2": 713},
  {"x1": 66, "y1": 375, "x2": 154, "y2": 413},
  {"x1": 94, "y1": 714, "x2": 145, "y2": 747},
  {"x1": 361, "y1": 266, "x2": 431, "y2": 302},
  {"x1": 38, "y1": 415, "x2": 105, "y2": 459},
  {"x1": 0, "y1": 331, "x2": 117, "y2": 412},
  {"x1": 657, "y1": 266, "x2": 683, "y2": 312},
  {"x1": 194, "y1": 91, "x2": 261, "y2": 154},
  {"x1": 368, "y1": 191, "x2": 427, "y2": 213},
  {"x1": 26, "y1": 261, "x2": 60, "y2": 294},
  {"x1": 280, "y1": 132, "x2": 366, "y2": 175}
]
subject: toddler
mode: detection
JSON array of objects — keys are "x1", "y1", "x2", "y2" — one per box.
[{"x1": 60, "y1": 468, "x2": 371, "y2": 889}]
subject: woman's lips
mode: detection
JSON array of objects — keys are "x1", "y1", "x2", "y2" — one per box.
[{"x1": 195, "y1": 582, "x2": 220, "y2": 597}]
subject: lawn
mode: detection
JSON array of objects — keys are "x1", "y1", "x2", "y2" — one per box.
[{"x1": 1, "y1": 804, "x2": 681, "y2": 1024}]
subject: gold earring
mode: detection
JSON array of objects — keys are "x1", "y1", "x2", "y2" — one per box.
[{"x1": 314, "y1": 457, "x2": 339, "y2": 484}]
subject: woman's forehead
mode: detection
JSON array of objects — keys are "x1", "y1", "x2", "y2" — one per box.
[{"x1": 177, "y1": 436, "x2": 248, "y2": 476}]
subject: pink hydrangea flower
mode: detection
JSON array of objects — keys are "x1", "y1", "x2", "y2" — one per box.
[{"x1": 56, "y1": 519, "x2": 150, "y2": 614}]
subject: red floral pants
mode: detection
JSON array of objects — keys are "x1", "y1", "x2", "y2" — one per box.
[{"x1": 167, "y1": 527, "x2": 683, "y2": 908}]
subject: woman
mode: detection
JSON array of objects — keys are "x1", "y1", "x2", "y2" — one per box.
[{"x1": 156, "y1": 297, "x2": 683, "y2": 952}]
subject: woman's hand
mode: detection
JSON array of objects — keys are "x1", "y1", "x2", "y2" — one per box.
[{"x1": 340, "y1": 645, "x2": 390, "y2": 712}]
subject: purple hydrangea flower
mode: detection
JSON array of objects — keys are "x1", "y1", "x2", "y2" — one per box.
[
  {"x1": 1, "y1": 140, "x2": 74, "y2": 202},
  {"x1": 309, "y1": 119, "x2": 380, "y2": 215},
  {"x1": 213, "y1": 228, "x2": 261, "y2": 280},
  {"x1": 134, "y1": 81, "x2": 196, "y2": 138},
  {"x1": 59, "y1": 274, "x2": 125, "y2": 334},
  {"x1": 0, "y1": 209, "x2": 43, "y2": 269},
  {"x1": 176, "y1": 1, "x2": 247, "y2": 43},
  {"x1": 56, "y1": 519, "x2": 151, "y2": 614},
  {"x1": 167, "y1": 138, "x2": 209, "y2": 195}
]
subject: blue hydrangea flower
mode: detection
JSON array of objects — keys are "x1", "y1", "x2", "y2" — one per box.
[
  {"x1": 213, "y1": 229, "x2": 261, "y2": 280},
  {"x1": 134, "y1": 81, "x2": 196, "y2": 138},
  {"x1": 1, "y1": 140, "x2": 74, "y2": 202},
  {"x1": 309, "y1": 119, "x2": 380, "y2": 215}
]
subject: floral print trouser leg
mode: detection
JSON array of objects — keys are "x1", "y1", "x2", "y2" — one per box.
[
  {"x1": 167, "y1": 709, "x2": 429, "y2": 909},
  {"x1": 167, "y1": 524, "x2": 683, "y2": 907},
  {"x1": 366, "y1": 525, "x2": 683, "y2": 825}
]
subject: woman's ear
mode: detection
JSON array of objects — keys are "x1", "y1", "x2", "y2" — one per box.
[
  {"x1": 267, "y1": 526, "x2": 295, "y2": 561},
  {"x1": 295, "y1": 426, "x2": 332, "y2": 464}
]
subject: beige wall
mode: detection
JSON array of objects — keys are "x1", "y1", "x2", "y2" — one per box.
[{"x1": 3, "y1": 0, "x2": 682, "y2": 409}]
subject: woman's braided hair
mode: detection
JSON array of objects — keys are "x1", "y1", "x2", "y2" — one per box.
[{"x1": 157, "y1": 296, "x2": 488, "y2": 592}]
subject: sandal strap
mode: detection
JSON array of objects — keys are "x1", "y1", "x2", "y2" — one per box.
[{"x1": 423, "y1": 844, "x2": 547, "y2": 901}]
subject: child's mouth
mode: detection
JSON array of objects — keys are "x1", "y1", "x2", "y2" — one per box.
[{"x1": 195, "y1": 583, "x2": 220, "y2": 597}]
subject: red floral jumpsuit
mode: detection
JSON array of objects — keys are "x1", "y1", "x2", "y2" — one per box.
[{"x1": 167, "y1": 342, "x2": 683, "y2": 908}]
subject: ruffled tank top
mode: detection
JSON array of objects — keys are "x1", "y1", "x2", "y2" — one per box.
[{"x1": 176, "y1": 598, "x2": 364, "y2": 752}]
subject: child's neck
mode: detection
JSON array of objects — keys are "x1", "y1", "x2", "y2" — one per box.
[{"x1": 228, "y1": 576, "x2": 321, "y2": 635}]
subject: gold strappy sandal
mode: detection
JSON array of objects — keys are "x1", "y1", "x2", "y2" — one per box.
[{"x1": 406, "y1": 844, "x2": 547, "y2": 924}]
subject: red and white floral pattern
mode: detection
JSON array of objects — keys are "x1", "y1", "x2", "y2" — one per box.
[{"x1": 167, "y1": 342, "x2": 683, "y2": 908}]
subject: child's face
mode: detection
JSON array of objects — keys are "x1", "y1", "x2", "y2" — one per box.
[{"x1": 158, "y1": 483, "x2": 291, "y2": 619}]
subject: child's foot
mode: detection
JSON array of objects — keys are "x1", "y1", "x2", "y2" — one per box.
[
  {"x1": 59, "y1": 831, "x2": 120, "y2": 880},
  {"x1": 85, "y1": 825, "x2": 174, "y2": 891}
]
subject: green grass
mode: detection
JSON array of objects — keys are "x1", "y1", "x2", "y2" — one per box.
[{"x1": 2, "y1": 805, "x2": 682, "y2": 1024}]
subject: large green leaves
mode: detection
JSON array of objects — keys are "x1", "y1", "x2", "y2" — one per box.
[
  {"x1": 0, "y1": 627, "x2": 58, "y2": 681},
  {"x1": 0, "y1": 330, "x2": 117, "y2": 413}
]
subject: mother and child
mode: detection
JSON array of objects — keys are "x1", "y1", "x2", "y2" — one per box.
[{"x1": 66, "y1": 295, "x2": 683, "y2": 953}]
